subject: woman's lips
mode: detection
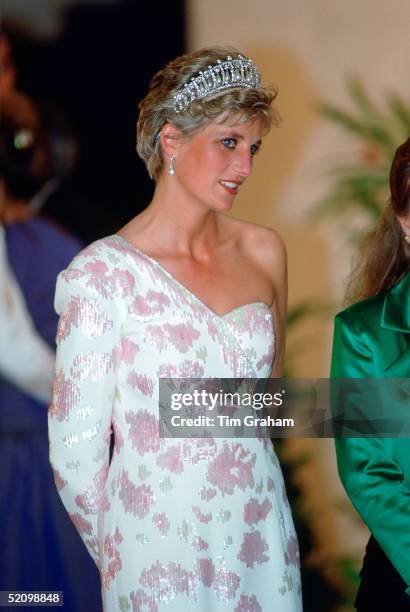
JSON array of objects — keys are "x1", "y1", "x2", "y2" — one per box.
[{"x1": 219, "y1": 180, "x2": 241, "y2": 195}]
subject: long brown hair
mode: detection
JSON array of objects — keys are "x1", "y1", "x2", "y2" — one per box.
[{"x1": 347, "y1": 137, "x2": 410, "y2": 303}]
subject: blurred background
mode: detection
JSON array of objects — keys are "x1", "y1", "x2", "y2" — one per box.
[{"x1": 1, "y1": 0, "x2": 409, "y2": 610}]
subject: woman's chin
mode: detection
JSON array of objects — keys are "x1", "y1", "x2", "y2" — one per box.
[{"x1": 209, "y1": 196, "x2": 235, "y2": 212}]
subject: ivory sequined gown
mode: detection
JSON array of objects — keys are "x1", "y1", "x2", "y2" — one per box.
[{"x1": 49, "y1": 235, "x2": 302, "y2": 611}]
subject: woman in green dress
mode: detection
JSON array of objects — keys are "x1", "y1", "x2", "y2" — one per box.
[{"x1": 331, "y1": 137, "x2": 410, "y2": 611}]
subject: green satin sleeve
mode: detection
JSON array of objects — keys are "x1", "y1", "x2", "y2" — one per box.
[{"x1": 331, "y1": 310, "x2": 410, "y2": 593}]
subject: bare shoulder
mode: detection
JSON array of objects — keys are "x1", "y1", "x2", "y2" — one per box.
[
  {"x1": 224, "y1": 216, "x2": 286, "y2": 277},
  {"x1": 246, "y1": 223, "x2": 286, "y2": 271}
]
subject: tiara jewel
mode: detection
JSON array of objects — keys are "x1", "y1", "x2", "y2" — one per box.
[{"x1": 172, "y1": 54, "x2": 262, "y2": 114}]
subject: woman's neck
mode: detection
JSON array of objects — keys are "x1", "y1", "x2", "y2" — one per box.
[{"x1": 124, "y1": 177, "x2": 225, "y2": 261}]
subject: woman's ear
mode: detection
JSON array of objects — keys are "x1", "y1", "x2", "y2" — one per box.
[
  {"x1": 160, "y1": 123, "x2": 183, "y2": 158},
  {"x1": 397, "y1": 214, "x2": 410, "y2": 233},
  {"x1": 397, "y1": 214, "x2": 410, "y2": 244}
]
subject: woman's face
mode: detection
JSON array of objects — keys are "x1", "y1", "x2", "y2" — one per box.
[{"x1": 172, "y1": 115, "x2": 264, "y2": 211}]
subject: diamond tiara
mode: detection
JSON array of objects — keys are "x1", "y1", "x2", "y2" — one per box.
[{"x1": 172, "y1": 55, "x2": 262, "y2": 114}]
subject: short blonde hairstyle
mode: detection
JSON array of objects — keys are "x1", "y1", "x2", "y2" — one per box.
[{"x1": 136, "y1": 46, "x2": 279, "y2": 180}]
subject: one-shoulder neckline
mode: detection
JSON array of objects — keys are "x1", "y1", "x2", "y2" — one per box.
[{"x1": 110, "y1": 234, "x2": 273, "y2": 321}]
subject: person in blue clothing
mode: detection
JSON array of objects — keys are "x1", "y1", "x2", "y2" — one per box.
[
  {"x1": 0, "y1": 88, "x2": 102, "y2": 610},
  {"x1": 0, "y1": 221, "x2": 54, "y2": 401}
]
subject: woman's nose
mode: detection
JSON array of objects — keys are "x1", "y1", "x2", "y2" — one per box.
[{"x1": 233, "y1": 150, "x2": 252, "y2": 178}]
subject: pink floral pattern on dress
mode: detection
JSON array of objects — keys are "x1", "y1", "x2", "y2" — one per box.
[
  {"x1": 57, "y1": 295, "x2": 114, "y2": 342},
  {"x1": 243, "y1": 497, "x2": 273, "y2": 526},
  {"x1": 197, "y1": 558, "x2": 215, "y2": 587},
  {"x1": 129, "y1": 291, "x2": 171, "y2": 318},
  {"x1": 163, "y1": 322, "x2": 200, "y2": 353},
  {"x1": 74, "y1": 465, "x2": 110, "y2": 515},
  {"x1": 59, "y1": 267, "x2": 84, "y2": 283},
  {"x1": 285, "y1": 535, "x2": 300, "y2": 567},
  {"x1": 182, "y1": 438, "x2": 217, "y2": 465},
  {"x1": 144, "y1": 325, "x2": 167, "y2": 352},
  {"x1": 152, "y1": 513, "x2": 170, "y2": 536},
  {"x1": 84, "y1": 261, "x2": 135, "y2": 299},
  {"x1": 101, "y1": 527, "x2": 123, "y2": 591},
  {"x1": 256, "y1": 341, "x2": 275, "y2": 371},
  {"x1": 192, "y1": 506, "x2": 212, "y2": 524},
  {"x1": 206, "y1": 319, "x2": 218, "y2": 342},
  {"x1": 127, "y1": 371, "x2": 155, "y2": 396},
  {"x1": 156, "y1": 363, "x2": 178, "y2": 378},
  {"x1": 129, "y1": 295, "x2": 153, "y2": 317},
  {"x1": 234, "y1": 593, "x2": 262, "y2": 612},
  {"x1": 207, "y1": 442, "x2": 256, "y2": 496},
  {"x1": 71, "y1": 351, "x2": 114, "y2": 382},
  {"x1": 125, "y1": 410, "x2": 164, "y2": 456},
  {"x1": 199, "y1": 486, "x2": 217, "y2": 502},
  {"x1": 214, "y1": 568, "x2": 241, "y2": 601},
  {"x1": 237, "y1": 531, "x2": 269, "y2": 568},
  {"x1": 139, "y1": 561, "x2": 195, "y2": 601},
  {"x1": 156, "y1": 445, "x2": 183, "y2": 474},
  {"x1": 196, "y1": 559, "x2": 240, "y2": 601},
  {"x1": 157, "y1": 359, "x2": 204, "y2": 378},
  {"x1": 53, "y1": 468, "x2": 67, "y2": 491},
  {"x1": 267, "y1": 476, "x2": 275, "y2": 491},
  {"x1": 69, "y1": 512, "x2": 93, "y2": 536},
  {"x1": 119, "y1": 471, "x2": 154, "y2": 518},
  {"x1": 130, "y1": 590, "x2": 158, "y2": 612},
  {"x1": 49, "y1": 370, "x2": 80, "y2": 421},
  {"x1": 146, "y1": 289, "x2": 171, "y2": 312},
  {"x1": 121, "y1": 337, "x2": 139, "y2": 364},
  {"x1": 74, "y1": 488, "x2": 98, "y2": 515},
  {"x1": 192, "y1": 536, "x2": 209, "y2": 551}
]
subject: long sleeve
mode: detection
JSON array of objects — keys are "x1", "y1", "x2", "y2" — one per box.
[
  {"x1": 331, "y1": 311, "x2": 410, "y2": 593},
  {"x1": 48, "y1": 249, "x2": 124, "y2": 566},
  {"x1": 0, "y1": 224, "x2": 54, "y2": 403}
]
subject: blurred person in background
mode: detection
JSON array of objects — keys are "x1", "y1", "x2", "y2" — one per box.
[
  {"x1": 0, "y1": 82, "x2": 102, "y2": 609},
  {"x1": 0, "y1": 219, "x2": 54, "y2": 402},
  {"x1": 331, "y1": 137, "x2": 410, "y2": 611},
  {"x1": 49, "y1": 46, "x2": 302, "y2": 611},
  {"x1": 0, "y1": 31, "x2": 54, "y2": 400}
]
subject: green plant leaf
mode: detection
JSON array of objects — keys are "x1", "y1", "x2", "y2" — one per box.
[
  {"x1": 346, "y1": 77, "x2": 382, "y2": 121},
  {"x1": 320, "y1": 104, "x2": 395, "y2": 151},
  {"x1": 312, "y1": 169, "x2": 388, "y2": 221},
  {"x1": 386, "y1": 92, "x2": 410, "y2": 133}
]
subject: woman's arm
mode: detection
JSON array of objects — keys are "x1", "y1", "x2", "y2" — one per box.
[
  {"x1": 48, "y1": 250, "x2": 123, "y2": 567},
  {"x1": 244, "y1": 225, "x2": 287, "y2": 376},
  {"x1": 0, "y1": 224, "x2": 54, "y2": 403},
  {"x1": 332, "y1": 311, "x2": 410, "y2": 593},
  {"x1": 269, "y1": 233, "x2": 287, "y2": 378}
]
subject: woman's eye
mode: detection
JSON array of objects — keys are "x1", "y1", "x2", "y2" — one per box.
[
  {"x1": 250, "y1": 144, "x2": 260, "y2": 156},
  {"x1": 221, "y1": 138, "x2": 236, "y2": 149}
]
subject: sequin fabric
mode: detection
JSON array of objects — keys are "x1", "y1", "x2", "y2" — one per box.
[{"x1": 49, "y1": 235, "x2": 302, "y2": 611}]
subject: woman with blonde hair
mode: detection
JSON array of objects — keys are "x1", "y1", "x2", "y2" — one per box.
[{"x1": 49, "y1": 46, "x2": 302, "y2": 611}]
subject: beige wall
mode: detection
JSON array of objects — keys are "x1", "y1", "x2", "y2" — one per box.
[
  {"x1": 187, "y1": 1, "x2": 410, "y2": 601},
  {"x1": 187, "y1": 0, "x2": 410, "y2": 376}
]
